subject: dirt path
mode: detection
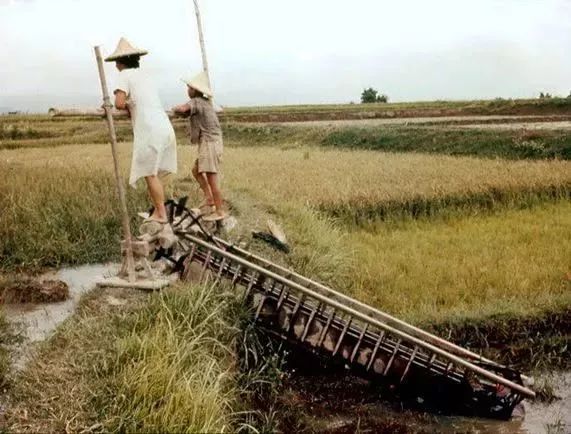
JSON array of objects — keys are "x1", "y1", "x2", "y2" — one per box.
[{"x1": 274, "y1": 115, "x2": 571, "y2": 130}]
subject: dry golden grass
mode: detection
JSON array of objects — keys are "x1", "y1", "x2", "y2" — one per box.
[
  {"x1": 4, "y1": 144, "x2": 569, "y2": 203},
  {"x1": 2, "y1": 144, "x2": 568, "y2": 322},
  {"x1": 227, "y1": 146, "x2": 569, "y2": 197}
]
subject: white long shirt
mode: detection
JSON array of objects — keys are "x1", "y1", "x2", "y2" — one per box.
[{"x1": 115, "y1": 68, "x2": 177, "y2": 186}]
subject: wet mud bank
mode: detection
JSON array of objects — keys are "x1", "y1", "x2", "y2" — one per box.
[{"x1": 0, "y1": 278, "x2": 69, "y2": 304}]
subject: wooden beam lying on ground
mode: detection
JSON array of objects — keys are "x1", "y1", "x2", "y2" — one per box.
[{"x1": 48, "y1": 107, "x2": 177, "y2": 118}]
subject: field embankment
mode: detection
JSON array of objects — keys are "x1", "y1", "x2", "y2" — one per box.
[
  {"x1": 3, "y1": 110, "x2": 571, "y2": 160},
  {"x1": 221, "y1": 98, "x2": 571, "y2": 122}
]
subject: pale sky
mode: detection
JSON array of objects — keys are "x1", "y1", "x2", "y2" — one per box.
[{"x1": 1, "y1": 0, "x2": 570, "y2": 112}]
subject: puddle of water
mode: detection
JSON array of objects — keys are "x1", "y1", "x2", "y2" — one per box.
[{"x1": 3, "y1": 263, "x2": 118, "y2": 368}]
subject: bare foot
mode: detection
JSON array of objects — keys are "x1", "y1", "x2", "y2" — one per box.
[
  {"x1": 203, "y1": 211, "x2": 226, "y2": 222},
  {"x1": 148, "y1": 212, "x2": 168, "y2": 223}
]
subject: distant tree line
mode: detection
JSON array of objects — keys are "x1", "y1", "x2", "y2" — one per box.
[
  {"x1": 361, "y1": 88, "x2": 388, "y2": 104},
  {"x1": 360, "y1": 89, "x2": 570, "y2": 103},
  {"x1": 539, "y1": 91, "x2": 571, "y2": 99}
]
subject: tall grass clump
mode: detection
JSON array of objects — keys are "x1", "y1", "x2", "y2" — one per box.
[
  {"x1": 92, "y1": 284, "x2": 239, "y2": 432},
  {"x1": 6, "y1": 283, "x2": 245, "y2": 433}
]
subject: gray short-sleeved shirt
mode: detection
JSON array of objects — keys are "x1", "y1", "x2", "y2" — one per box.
[{"x1": 187, "y1": 97, "x2": 222, "y2": 144}]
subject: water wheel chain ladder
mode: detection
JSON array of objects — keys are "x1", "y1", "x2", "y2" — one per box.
[{"x1": 159, "y1": 201, "x2": 536, "y2": 419}]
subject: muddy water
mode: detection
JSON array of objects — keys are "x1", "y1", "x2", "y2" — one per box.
[
  {"x1": 433, "y1": 372, "x2": 571, "y2": 433},
  {"x1": 285, "y1": 370, "x2": 571, "y2": 433},
  {"x1": 3, "y1": 263, "x2": 118, "y2": 368}
]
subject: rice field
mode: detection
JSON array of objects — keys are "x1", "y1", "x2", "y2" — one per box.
[
  {"x1": 1, "y1": 114, "x2": 570, "y2": 432},
  {"x1": 1, "y1": 142, "x2": 569, "y2": 320},
  {"x1": 347, "y1": 202, "x2": 571, "y2": 323},
  {"x1": 222, "y1": 147, "x2": 570, "y2": 218}
]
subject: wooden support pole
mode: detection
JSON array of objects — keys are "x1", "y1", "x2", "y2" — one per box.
[
  {"x1": 193, "y1": 0, "x2": 211, "y2": 87},
  {"x1": 94, "y1": 46, "x2": 136, "y2": 283}
]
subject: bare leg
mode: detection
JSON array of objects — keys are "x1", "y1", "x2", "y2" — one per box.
[
  {"x1": 145, "y1": 175, "x2": 167, "y2": 221},
  {"x1": 206, "y1": 172, "x2": 225, "y2": 218},
  {"x1": 192, "y1": 161, "x2": 213, "y2": 206}
]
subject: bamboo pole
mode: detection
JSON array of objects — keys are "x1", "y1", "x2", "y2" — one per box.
[
  {"x1": 48, "y1": 107, "x2": 129, "y2": 118},
  {"x1": 94, "y1": 46, "x2": 136, "y2": 283},
  {"x1": 193, "y1": 0, "x2": 211, "y2": 88}
]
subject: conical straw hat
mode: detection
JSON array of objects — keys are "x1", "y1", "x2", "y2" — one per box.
[
  {"x1": 105, "y1": 37, "x2": 148, "y2": 62},
  {"x1": 182, "y1": 71, "x2": 213, "y2": 98}
]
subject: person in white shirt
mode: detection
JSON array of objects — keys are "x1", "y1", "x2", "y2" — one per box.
[{"x1": 105, "y1": 37, "x2": 177, "y2": 223}]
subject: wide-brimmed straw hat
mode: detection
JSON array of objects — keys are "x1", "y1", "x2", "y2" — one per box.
[
  {"x1": 105, "y1": 37, "x2": 148, "y2": 62},
  {"x1": 182, "y1": 71, "x2": 213, "y2": 98}
]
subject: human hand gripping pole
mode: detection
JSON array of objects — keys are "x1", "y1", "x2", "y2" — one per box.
[{"x1": 94, "y1": 46, "x2": 136, "y2": 283}]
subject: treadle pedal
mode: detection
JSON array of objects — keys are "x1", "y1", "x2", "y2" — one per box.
[
  {"x1": 175, "y1": 196, "x2": 189, "y2": 216},
  {"x1": 173, "y1": 254, "x2": 188, "y2": 273}
]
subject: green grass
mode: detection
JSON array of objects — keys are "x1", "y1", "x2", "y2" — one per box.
[
  {"x1": 319, "y1": 126, "x2": 571, "y2": 159},
  {"x1": 3, "y1": 112, "x2": 571, "y2": 161},
  {"x1": 222, "y1": 123, "x2": 571, "y2": 160},
  {"x1": 5, "y1": 283, "x2": 246, "y2": 433}
]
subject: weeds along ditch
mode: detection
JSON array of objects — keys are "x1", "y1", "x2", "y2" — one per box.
[{"x1": 3, "y1": 283, "x2": 276, "y2": 433}]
